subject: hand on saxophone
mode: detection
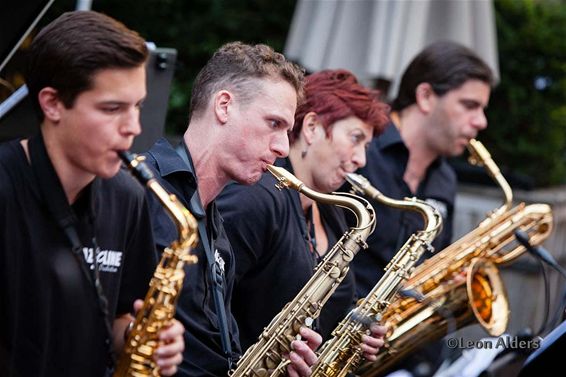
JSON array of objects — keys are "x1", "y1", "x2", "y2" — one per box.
[
  {"x1": 360, "y1": 323, "x2": 387, "y2": 361},
  {"x1": 287, "y1": 326, "x2": 322, "y2": 377},
  {"x1": 136, "y1": 300, "x2": 185, "y2": 376}
]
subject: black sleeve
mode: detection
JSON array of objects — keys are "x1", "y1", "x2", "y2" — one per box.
[{"x1": 216, "y1": 180, "x2": 281, "y2": 284}]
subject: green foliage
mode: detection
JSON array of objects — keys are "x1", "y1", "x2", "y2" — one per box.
[
  {"x1": 484, "y1": 0, "x2": 566, "y2": 186},
  {"x1": 41, "y1": 0, "x2": 565, "y2": 186},
  {"x1": 45, "y1": 0, "x2": 297, "y2": 135}
]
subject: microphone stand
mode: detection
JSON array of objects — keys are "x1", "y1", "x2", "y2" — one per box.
[
  {"x1": 515, "y1": 229, "x2": 566, "y2": 332},
  {"x1": 514, "y1": 229, "x2": 566, "y2": 279}
]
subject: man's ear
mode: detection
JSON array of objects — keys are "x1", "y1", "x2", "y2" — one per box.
[
  {"x1": 213, "y1": 90, "x2": 233, "y2": 124},
  {"x1": 415, "y1": 82, "x2": 436, "y2": 114},
  {"x1": 301, "y1": 112, "x2": 321, "y2": 145},
  {"x1": 38, "y1": 87, "x2": 63, "y2": 122}
]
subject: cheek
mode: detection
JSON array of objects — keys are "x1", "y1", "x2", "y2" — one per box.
[{"x1": 333, "y1": 141, "x2": 352, "y2": 161}]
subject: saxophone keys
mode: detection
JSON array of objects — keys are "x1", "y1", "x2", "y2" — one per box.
[
  {"x1": 255, "y1": 369, "x2": 269, "y2": 377},
  {"x1": 342, "y1": 249, "x2": 354, "y2": 262},
  {"x1": 305, "y1": 317, "x2": 314, "y2": 327}
]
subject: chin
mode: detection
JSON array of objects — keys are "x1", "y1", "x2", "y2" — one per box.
[
  {"x1": 99, "y1": 163, "x2": 122, "y2": 179},
  {"x1": 239, "y1": 171, "x2": 262, "y2": 186}
]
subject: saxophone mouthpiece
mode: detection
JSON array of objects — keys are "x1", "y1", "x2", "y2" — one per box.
[
  {"x1": 467, "y1": 139, "x2": 491, "y2": 166},
  {"x1": 118, "y1": 151, "x2": 155, "y2": 185},
  {"x1": 266, "y1": 165, "x2": 304, "y2": 191},
  {"x1": 345, "y1": 173, "x2": 369, "y2": 195}
]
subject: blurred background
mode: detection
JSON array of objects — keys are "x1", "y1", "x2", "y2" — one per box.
[
  {"x1": 1, "y1": 0, "x2": 565, "y2": 374},
  {"x1": 2, "y1": 0, "x2": 564, "y2": 188}
]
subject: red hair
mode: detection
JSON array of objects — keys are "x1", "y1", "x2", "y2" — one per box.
[{"x1": 289, "y1": 69, "x2": 389, "y2": 144}]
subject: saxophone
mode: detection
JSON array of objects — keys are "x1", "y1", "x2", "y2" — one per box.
[
  {"x1": 358, "y1": 139, "x2": 553, "y2": 377},
  {"x1": 114, "y1": 151, "x2": 199, "y2": 377},
  {"x1": 229, "y1": 165, "x2": 376, "y2": 377},
  {"x1": 310, "y1": 173, "x2": 442, "y2": 377}
]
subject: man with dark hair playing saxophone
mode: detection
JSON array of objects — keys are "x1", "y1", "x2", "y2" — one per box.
[{"x1": 350, "y1": 41, "x2": 495, "y2": 376}]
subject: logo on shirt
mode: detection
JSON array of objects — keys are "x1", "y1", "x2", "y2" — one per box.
[
  {"x1": 214, "y1": 249, "x2": 226, "y2": 276},
  {"x1": 425, "y1": 198, "x2": 448, "y2": 220},
  {"x1": 82, "y1": 247, "x2": 123, "y2": 273}
]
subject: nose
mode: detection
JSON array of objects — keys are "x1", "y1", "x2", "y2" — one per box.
[
  {"x1": 120, "y1": 107, "x2": 142, "y2": 137},
  {"x1": 352, "y1": 145, "x2": 367, "y2": 169},
  {"x1": 472, "y1": 109, "x2": 488, "y2": 131},
  {"x1": 272, "y1": 132, "x2": 290, "y2": 158}
]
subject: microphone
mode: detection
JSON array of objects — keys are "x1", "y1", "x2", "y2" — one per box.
[{"x1": 515, "y1": 229, "x2": 566, "y2": 279}]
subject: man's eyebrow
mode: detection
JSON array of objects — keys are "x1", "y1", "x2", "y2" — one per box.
[
  {"x1": 269, "y1": 114, "x2": 293, "y2": 129},
  {"x1": 460, "y1": 99, "x2": 483, "y2": 107}
]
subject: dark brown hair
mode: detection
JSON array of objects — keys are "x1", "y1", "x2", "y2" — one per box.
[
  {"x1": 26, "y1": 11, "x2": 148, "y2": 117},
  {"x1": 392, "y1": 40, "x2": 494, "y2": 112}
]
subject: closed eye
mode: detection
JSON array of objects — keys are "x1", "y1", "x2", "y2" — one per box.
[
  {"x1": 461, "y1": 99, "x2": 482, "y2": 110},
  {"x1": 269, "y1": 119, "x2": 284, "y2": 129},
  {"x1": 102, "y1": 106, "x2": 121, "y2": 114},
  {"x1": 351, "y1": 132, "x2": 366, "y2": 145}
]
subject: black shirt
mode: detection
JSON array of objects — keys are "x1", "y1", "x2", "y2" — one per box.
[
  {"x1": 0, "y1": 137, "x2": 156, "y2": 377},
  {"x1": 143, "y1": 138, "x2": 241, "y2": 377},
  {"x1": 217, "y1": 158, "x2": 356, "y2": 350},
  {"x1": 349, "y1": 123, "x2": 456, "y2": 298}
]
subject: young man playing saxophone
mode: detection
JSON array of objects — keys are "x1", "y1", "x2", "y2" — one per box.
[{"x1": 0, "y1": 11, "x2": 184, "y2": 377}]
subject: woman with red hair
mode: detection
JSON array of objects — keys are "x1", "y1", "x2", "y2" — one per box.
[{"x1": 218, "y1": 69, "x2": 389, "y2": 373}]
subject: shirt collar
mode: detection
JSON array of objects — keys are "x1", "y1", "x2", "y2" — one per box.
[
  {"x1": 148, "y1": 138, "x2": 197, "y2": 181},
  {"x1": 375, "y1": 122, "x2": 405, "y2": 151},
  {"x1": 374, "y1": 122, "x2": 444, "y2": 170}
]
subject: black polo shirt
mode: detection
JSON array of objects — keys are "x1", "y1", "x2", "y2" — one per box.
[
  {"x1": 349, "y1": 123, "x2": 456, "y2": 298},
  {"x1": 0, "y1": 138, "x2": 156, "y2": 377},
  {"x1": 217, "y1": 158, "x2": 356, "y2": 350},
  {"x1": 143, "y1": 138, "x2": 241, "y2": 377}
]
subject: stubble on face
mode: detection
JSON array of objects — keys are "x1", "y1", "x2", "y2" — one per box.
[
  {"x1": 222, "y1": 78, "x2": 297, "y2": 185},
  {"x1": 427, "y1": 80, "x2": 490, "y2": 157}
]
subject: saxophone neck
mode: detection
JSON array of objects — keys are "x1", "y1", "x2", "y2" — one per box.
[
  {"x1": 467, "y1": 139, "x2": 513, "y2": 213},
  {"x1": 268, "y1": 165, "x2": 375, "y2": 233},
  {"x1": 346, "y1": 173, "x2": 442, "y2": 237},
  {"x1": 147, "y1": 180, "x2": 198, "y2": 247},
  {"x1": 119, "y1": 151, "x2": 199, "y2": 249}
]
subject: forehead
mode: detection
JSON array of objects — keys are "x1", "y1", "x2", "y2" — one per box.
[
  {"x1": 445, "y1": 79, "x2": 491, "y2": 104},
  {"x1": 331, "y1": 116, "x2": 373, "y2": 135},
  {"x1": 85, "y1": 65, "x2": 147, "y2": 98},
  {"x1": 247, "y1": 78, "x2": 297, "y2": 119}
]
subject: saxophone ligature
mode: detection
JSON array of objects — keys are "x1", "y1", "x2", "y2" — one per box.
[
  {"x1": 229, "y1": 165, "x2": 376, "y2": 377},
  {"x1": 310, "y1": 173, "x2": 442, "y2": 377},
  {"x1": 114, "y1": 151, "x2": 198, "y2": 377},
  {"x1": 358, "y1": 139, "x2": 553, "y2": 377}
]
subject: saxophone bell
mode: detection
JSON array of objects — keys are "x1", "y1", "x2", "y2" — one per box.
[{"x1": 358, "y1": 141, "x2": 553, "y2": 377}]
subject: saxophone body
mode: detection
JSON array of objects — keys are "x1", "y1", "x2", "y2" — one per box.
[
  {"x1": 358, "y1": 140, "x2": 553, "y2": 377},
  {"x1": 311, "y1": 174, "x2": 442, "y2": 377},
  {"x1": 229, "y1": 165, "x2": 376, "y2": 377},
  {"x1": 114, "y1": 151, "x2": 199, "y2": 377}
]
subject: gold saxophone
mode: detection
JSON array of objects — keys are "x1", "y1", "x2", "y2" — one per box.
[
  {"x1": 229, "y1": 164, "x2": 376, "y2": 377},
  {"x1": 358, "y1": 139, "x2": 553, "y2": 377},
  {"x1": 114, "y1": 151, "x2": 199, "y2": 377},
  {"x1": 310, "y1": 173, "x2": 442, "y2": 377}
]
